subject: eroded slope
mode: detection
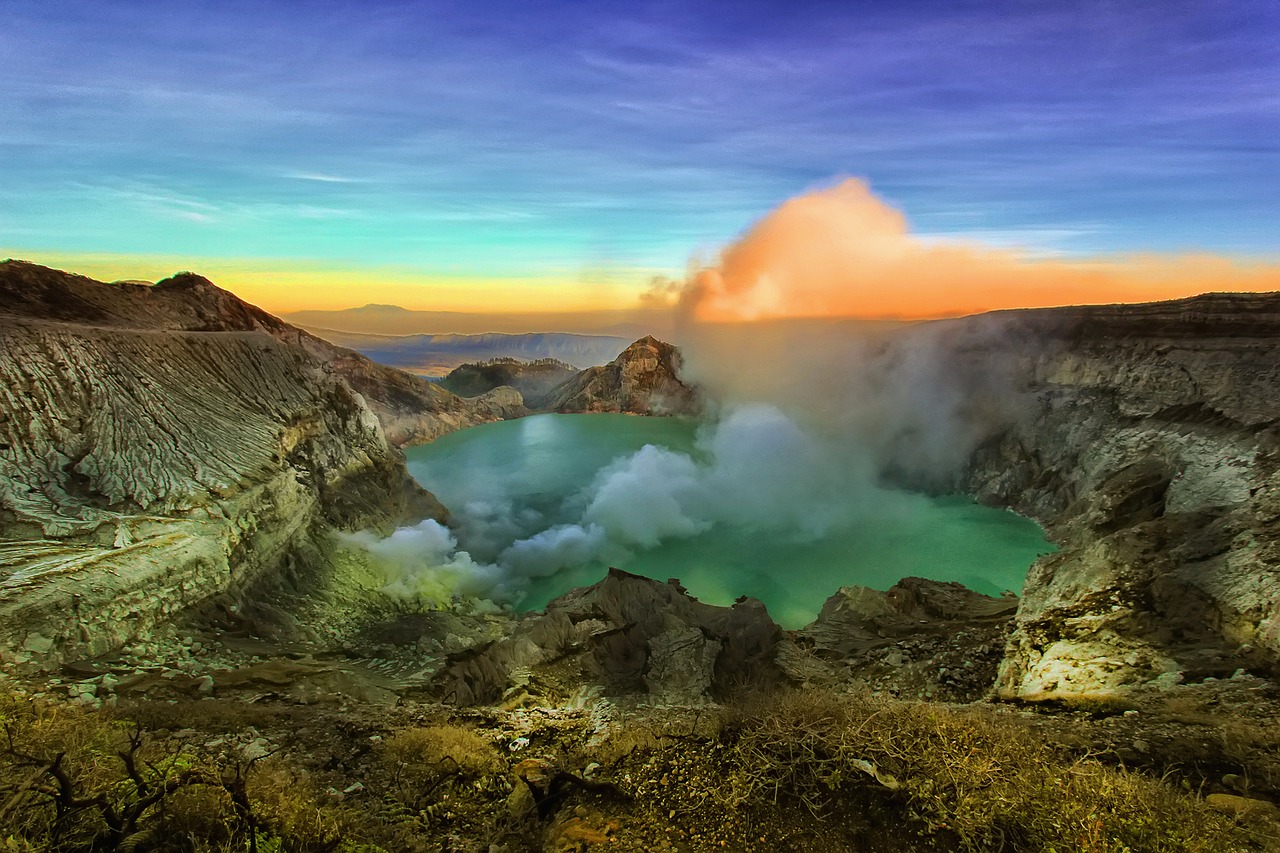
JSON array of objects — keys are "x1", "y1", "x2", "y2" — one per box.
[
  {"x1": 0, "y1": 262, "x2": 461, "y2": 671},
  {"x1": 951, "y1": 294, "x2": 1280, "y2": 697}
]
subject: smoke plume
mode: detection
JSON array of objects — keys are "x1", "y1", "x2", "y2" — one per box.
[
  {"x1": 346, "y1": 179, "x2": 1276, "y2": 609},
  {"x1": 677, "y1": 177, "x2": 1280, "y2": 322},
  {"x1": 341, "y1": 403, "x2": 923, "y2": 607}
]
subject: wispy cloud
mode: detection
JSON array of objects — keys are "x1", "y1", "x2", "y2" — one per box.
[
  {"x1": 0, "y1": 0, "x2": 1275, "y2": 283},
  {"x1": 283, "y1": 171, "x2": 365, "y2": 184}
]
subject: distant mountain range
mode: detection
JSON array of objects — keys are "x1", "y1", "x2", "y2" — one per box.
[
  {"x1": 282, "y1": 303, "x2": 674, "y2": 339},
  {"x1": 302, "y1": 328, "x2": 632, "y2": 376}
]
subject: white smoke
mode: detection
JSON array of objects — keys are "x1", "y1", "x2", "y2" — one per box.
[
  {"x1": 341, "y1": 520, "x2": 514, "y2": 604},
  {"x1": 343, "y1": 402, "x2": 918, "y2": 606}
]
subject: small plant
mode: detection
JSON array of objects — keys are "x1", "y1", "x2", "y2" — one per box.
[
  {"x1": 0, "y1": 695, "x2": 353, "y2": 852},
  {"x1": 377, "y1": 724, "x2": 500, "y2": 810},
  {"x1": 0, "y1": 697, "x2": 226, "y2": 850}
]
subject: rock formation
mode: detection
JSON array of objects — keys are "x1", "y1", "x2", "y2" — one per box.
[
  {"x1": 781, "y1": 579, "x2": 1019, "y2": 702},
  {"x1": 0, "y1": 261, "x2": 502, "y2": 671},
  {"x1": 440, "y1": 357, "x2": 579, "y2": 408},
  {"x1": 946, "y1": 294, "x2": 1280, "y2": 698},
  {"x1": 432, "y1": 568, "x2": 781, "y2": 706},
  {"x1": 543, "y1": 335, "x2": 699, "y2": 415}
]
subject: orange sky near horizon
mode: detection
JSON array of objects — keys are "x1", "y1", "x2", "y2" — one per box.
[
  {"x1": 8, "y1": 180, "x2": 1279, "y2": 322},
  {"x1": 0, "y1": 250, "x2": 644, "y2": 316},
  {"x1": 679, "y1": 180, "x2": 1280, "y2": 323}
]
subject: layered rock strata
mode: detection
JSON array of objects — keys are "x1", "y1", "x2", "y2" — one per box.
[
  {"x1": 0, "y1": 261, "x2": 493, "y2": 671},
  {"x1": 947, "y1": 294, "x2": 1280, "y2": 698},
  {"x1": 0, "y1": 261, "x2": 521, "y2": 448}
]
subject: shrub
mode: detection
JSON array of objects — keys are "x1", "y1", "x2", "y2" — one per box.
[
  {"x1": 376, "y1": 724, "x2": 500, "y2": 811},
  {"x1": 722, "y1": 690, "x2": 1275, "y2": 852}
]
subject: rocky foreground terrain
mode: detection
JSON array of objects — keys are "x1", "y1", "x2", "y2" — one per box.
[{"x1": 1, "y1": 265, "x2": 1279, "y2": 851}]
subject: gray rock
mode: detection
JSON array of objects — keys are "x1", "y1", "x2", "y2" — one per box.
[
  {"x1": 644, "y1": 626, "x2": 718, "y2": 702},
  {"x1": 951, "y1": 295, "x2": 1280, "y2": 699},
  {"x1": 0, "y1": 261, "x2": 471, "y2": 673},
  {"x1": 22, "y1": 634, "x2": 55, "y2": 654},
  {"x1": 433, "y1": 569, "x2": 781, "y2": 705}
]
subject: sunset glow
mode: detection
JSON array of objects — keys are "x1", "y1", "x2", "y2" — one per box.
[
  {"x1": 683, "y1": 180, "x2": 1280, "y2": 322},
  {"x1": 2, "y1": 1, "x2": 1276, "y2": 317}
]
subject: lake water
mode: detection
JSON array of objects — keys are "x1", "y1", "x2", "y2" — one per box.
[{"x1": 404, "y1": 413, "x2": 1052, "y2": 628}]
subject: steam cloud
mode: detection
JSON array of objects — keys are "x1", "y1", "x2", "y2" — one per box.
[
  {"x1": 347, "y1": 178, "x2": 1278, "y2": 607},
  {"x1": 342, "y1": 404, "x2": 922, "y2": 607},
  {"x1": 674, "y1": 177, "x2": 1280, "y2": 322}
]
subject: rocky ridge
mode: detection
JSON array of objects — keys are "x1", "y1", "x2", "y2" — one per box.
[
  {"x1": 543, "y1": 336, "x2": 699, "y2": 415},
  {"x1": 441, "y1": 358, "x2": 580, "y2": 409},
  {"x1": 0, "y1": 261, "x2": 494, "y2": 672},
  {"x1": 0, "y1": 261, "x2": 522, "y2": 448},
  {"x1": 945, "y1": 293, "x2": 1280, "y2": 698}
]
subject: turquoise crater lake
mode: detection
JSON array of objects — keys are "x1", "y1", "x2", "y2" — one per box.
[{"x1": 404, "y1": 413, "x2": 1053, "y2": 629}]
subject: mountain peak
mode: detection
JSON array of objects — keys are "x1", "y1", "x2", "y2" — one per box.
[{"x1": 356, "y1": 303, "x2": 412, "y2": 313}]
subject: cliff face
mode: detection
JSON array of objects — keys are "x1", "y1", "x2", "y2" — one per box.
[
  {"x1": 0, "y1": 261, "x2": 475, "y2": 671},
  {"x1": 949, "y1": 294, "x2": 1280, "y2": 698},
  {"x1": 543, "y1": 335, "x2": 699, "y2": 415}
]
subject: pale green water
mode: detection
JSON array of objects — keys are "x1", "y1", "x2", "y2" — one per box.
[{"x1": 405, "y1": 413, "x2": 1053, "y2": 629}]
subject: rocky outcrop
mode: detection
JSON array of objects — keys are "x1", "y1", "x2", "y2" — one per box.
[
  {"x1": 781, "y1": 579, "x2": 1018, "y2": 702},
  {"x1": 320, "y1": 346, "x2": 525, "y2": 445},
  {"x1": 432, "y1": 569, "x2": 782, "y2": 706},
  {"x1": 543, "y1": 336, "x2": 699, "y2": 415},
  {"x1": 0, "y1": 261, "x2": 485, "y2": 672},
  {"x1": 441, "y1": 358, "x2": 579, "y2": 408},
  {"x1": 945, "y1": 294, "x2": 1280, "y2": 699}
]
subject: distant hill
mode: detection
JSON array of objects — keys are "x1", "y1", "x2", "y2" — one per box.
[
  {"x1": 301, "y1": 328, "x2": 630, "y2": 377},
  {"x1": 440, "y1": 358, "x2": 580, "y2": 407},
  {"x1": 282, "y1": 304, "x2": 673, "y2": 339}
]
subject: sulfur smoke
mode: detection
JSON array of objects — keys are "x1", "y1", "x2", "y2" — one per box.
[
  {"x1": 343, "y1": 402, "x2": 917, "y2": 607},
  {"x1": 347, "y1": 178, "x2": 1278, "y2": 607},
  {"x1": 674, "y1": 177, "x2": 1280, "y2": 323}
]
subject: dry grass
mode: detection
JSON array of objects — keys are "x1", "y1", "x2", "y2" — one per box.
[
  {"x1": 6, "y1": 687, "x2": 1279, "y2": 852},
  {"x1": 0, "y1": 694, "x2": 357, "y2": 853},
  {"x1": 375, "y1": 723, "x2": 502, "y2": 815},
  {"x1": 379, "y1": 724, "x2": 499, "y2": 777},
  {"x1": 722, "y1": 690, "x2": 1278, "y2": 853}
]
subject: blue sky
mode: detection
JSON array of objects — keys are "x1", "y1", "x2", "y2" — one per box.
[{"x1": 2, "y1": 0, "x2": 1277, "y2": 309}]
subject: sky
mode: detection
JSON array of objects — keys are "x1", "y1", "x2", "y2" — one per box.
[{"x1": 2, "y1": 0, "x2": 1278, "y2": 315}]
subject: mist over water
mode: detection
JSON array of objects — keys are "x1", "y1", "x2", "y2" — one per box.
[
  {"x1": 341, "y1": 181, "x2": 1074, "y2": 624},
  {"x1": 350, "y1": 412, "x2": 1052, "y2": 629}
]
